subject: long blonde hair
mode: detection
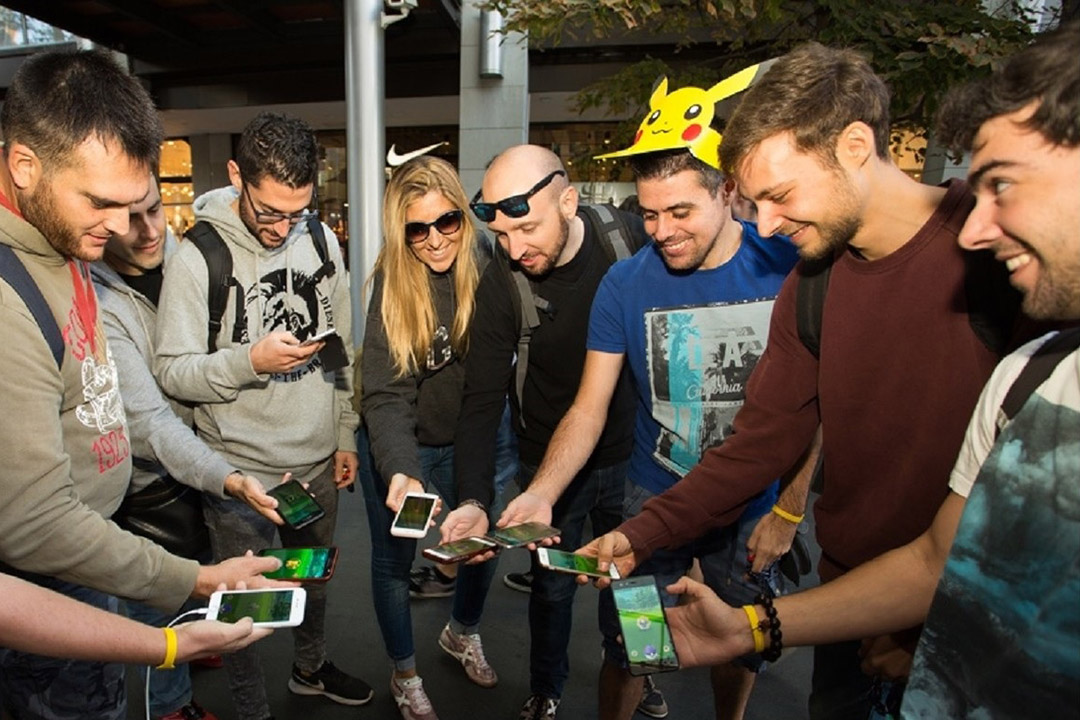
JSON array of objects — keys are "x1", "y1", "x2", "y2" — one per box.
[{"x1": 370, "y1": 156, "x2": 481, "y2": 378}]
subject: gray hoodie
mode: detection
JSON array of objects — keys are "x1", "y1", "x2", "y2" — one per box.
[
  {"x1": 91, "y1": 231, "x2": 235, "y2": 496},
  {"x1": 154, "y1": 187, "x2": 358, "y2": 483}
]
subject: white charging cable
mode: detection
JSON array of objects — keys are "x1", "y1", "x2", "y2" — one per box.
[{"x1": 144, "y1": 608, "x2": 209, "y2": 720}]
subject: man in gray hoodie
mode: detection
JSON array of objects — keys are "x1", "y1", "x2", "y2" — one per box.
[
  {"x1": 154, "y1": 112, "x2": 368, "y2": 720},
  {"x1": 91, "y1": 174, "x2": 290, "y2": 720}
]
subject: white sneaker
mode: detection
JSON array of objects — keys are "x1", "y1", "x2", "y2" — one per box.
[
  {"x1": 390, "y1": 674, "x2": 438, "y2": 720},
  {"x1": 438, "y1": 623, "x2": 498, "y2": 687}
]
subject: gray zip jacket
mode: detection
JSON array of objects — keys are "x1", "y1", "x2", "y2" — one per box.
[
  {"x1": 90, "y1": 232, "x2": 234, "y2": 496},
  {"x1": 154, "y1": 187, "x2": 358, "y2": 483}
]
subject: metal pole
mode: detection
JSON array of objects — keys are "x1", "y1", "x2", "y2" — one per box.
[{"x1": 344, "y1": 0, "x2": 385, "y2": 344}]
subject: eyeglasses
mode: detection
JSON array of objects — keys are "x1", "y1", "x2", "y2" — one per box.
[
  {"x1": 469, "y1": 170, "x2": 565, "y2": 223},
  {"x1": 404, "y1": 209, "x2": 464, "y2": 245},
  {"x1": 242, "y1": 182, "x2": 318, "y2": 226}
]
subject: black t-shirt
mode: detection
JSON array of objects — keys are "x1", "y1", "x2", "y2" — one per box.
[
  {"x1": 119, "y1": 265, "x2": 164, "y2": 308},
  {"x1": 455, "y1": 208, "x2": 641, "y2": 505}
]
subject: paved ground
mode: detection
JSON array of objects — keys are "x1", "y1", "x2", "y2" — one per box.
[{"x1": 127, "y1": 488, "x2": 820, "y2": 720}]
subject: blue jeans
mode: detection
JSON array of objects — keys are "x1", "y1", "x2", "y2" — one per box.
[
  {"x1": 600, "y1": 480, "x2": 783, "y2": 673},
  {"x1": 357, "y1": 427, "x2": 498, "y2": 671},
  {"x1": 0, "y1": 573, "x2": 125, "y2": 720},
  {"x1": 521, "y1": 458, "x2": 626, "y2": 699},
  {"x1": 124, "y1": 600, "x2": 196, "y2": 716}
]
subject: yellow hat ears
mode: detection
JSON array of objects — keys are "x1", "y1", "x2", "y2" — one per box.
[{"x1": 596, "y1": 60, "x2": 775, "y2": 170}]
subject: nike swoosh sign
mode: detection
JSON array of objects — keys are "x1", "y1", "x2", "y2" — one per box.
[{"x1": 386, "y1": 141, "x2": 448, "y2": 167}]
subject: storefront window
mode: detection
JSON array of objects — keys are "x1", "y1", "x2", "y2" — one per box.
[{"x1": 160, "y1": 139, "x2": 194, "y2": 237}]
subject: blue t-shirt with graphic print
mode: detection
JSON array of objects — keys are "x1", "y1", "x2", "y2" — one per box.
[{"x1": 587, "y1": 219, "x2": 798, "y2": 518}]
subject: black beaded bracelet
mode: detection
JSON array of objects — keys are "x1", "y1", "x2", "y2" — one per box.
[
  {"x1": 457, "y1": 498, "x2": 487, "y2": 513},
  {"x1": 755, "y1": 591, "x2": 783, "y2": 662}
]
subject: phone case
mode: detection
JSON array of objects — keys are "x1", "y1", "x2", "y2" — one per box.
[
  {"x1": 258, "y1": 546, "x2": 338, "y2": 582},
  {"x1": 390, "y1": 493, "x2": 439, "y2": 538},
  {"x1": 422, "y1": 538, "x2": 498, "y2": 564},
  {"x1": 267, "y1": 481, "x2": 326, "y2": 530}
]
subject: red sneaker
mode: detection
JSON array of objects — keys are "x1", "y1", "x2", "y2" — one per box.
[
  {"x1": 156, "y1": 701, "x2": 219, "y2": 720},
  {"x1": 190, "y1": 655, "x2": 224, "y2": 669}
]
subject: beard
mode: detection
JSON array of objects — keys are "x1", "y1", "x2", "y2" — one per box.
[
  {"x1": 798, "y1": 173, "x2": 863, "y2": 261},
  {"x1": 19, "y1": 180, "x2": 95, "y2": 261},
  {"x1": 521, "y1": 211, "x2": 571, "y2": 278},
  {"x1": 1023, "y1": 261, "x2": 1080, "y2": 320}
]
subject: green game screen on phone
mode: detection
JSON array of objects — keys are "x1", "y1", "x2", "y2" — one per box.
[
  {"x1": 545, "y1": 549, "x2": 603, "y2": 574},
  {"x1": 216, "y1": 590, "x2": 296, "y2": 624},
  {"x1": 261, "y1": 548, "x2": 331, "y2": 580},
  {"x1": 613, "y1": 580, "x2": 678, "y2": 672},
  {"x1": 271, "y1": 482, "x2": 322, "y2": 526},
  {"x1": 396, "y1": 495, "x2": 434, "y2": 531}
]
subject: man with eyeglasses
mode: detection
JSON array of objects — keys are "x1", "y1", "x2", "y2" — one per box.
[
  {"x1": 440, "y1": 144, "x2": 648, "y2": 720},
  {"x1": 154, "y1": 112, "x2": 370, "y2": 720}
]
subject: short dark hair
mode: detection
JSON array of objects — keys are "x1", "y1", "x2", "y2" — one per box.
[
  {"x1": 629, "y1": 150, "x2": 724, "y2": 197},
  {"x1": 235, "y1": 112, "x2": 318, "y2": 188},
  {"x1": 936, "y1": 20, "x2": 1079, "y2": 153},
  {"x1": 720, "y1": 43, "x2": 890, "y2": 174},
  {"x1": 1, "y1": 48, "x2": 162, "y2": 172}
]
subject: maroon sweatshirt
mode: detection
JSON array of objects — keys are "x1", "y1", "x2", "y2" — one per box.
[{"x1": 619, "y1": 181, "x2": 1008, "y2": 580}]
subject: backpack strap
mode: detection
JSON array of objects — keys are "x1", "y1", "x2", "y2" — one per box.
[
  {"x1": 579, "y1": 203, "x2": 642, "y2": 262},
  {"x1": 184, "y1": 221, "x2": 242, "y2": 353},
  {"x1": 995, "y1": 326, "x2": 1080, "y2": 437},
  {"x1": 0, "y1": 244, "x2": 64, "y2": 368},
  {"x1": 795, "y1": 255, "x2": 834, "y2": 359},
  {"x1": 306, "y1": 216, "x2": 336, "y2": 280}
]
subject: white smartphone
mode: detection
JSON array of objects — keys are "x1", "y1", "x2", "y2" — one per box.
[
  {"x1": 205, "y1": 588, "x2": 307, "y2": 628},
  {"x1": 300, "y1": 328, "x2": 338, "y2": 347},
  {"x1": 536, "y1": 548, "x2": 620, "y2": 579},
  {"x1": 390, "y1": 492, "x2": 440, "y2": 538}
]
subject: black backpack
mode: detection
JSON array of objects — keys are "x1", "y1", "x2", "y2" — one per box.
[
  {"x1": 184, "y1": 216, "x2": 334, "y2": 352},
  {"x1": 497, "y1": 204, "x2": 648, "y2": 429}
]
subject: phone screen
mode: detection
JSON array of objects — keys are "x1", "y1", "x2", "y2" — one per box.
[
  {"x1": 541, "y1": 549, "x2": 611, "y2": 577},
  {"x1": 268, "y1": 481, "x2": 324, "y2": 528},
  {"x1": 489, "y1": 521, "x2": 559, "y2": 548},
  {"x1": 612, "y1": 578, "x2": 678, "y2": 673},
  {"x1": 428, "y1": 538, "x2": 494, "y2": 559},
  {"x1": 394, "y1": 495, "x2": 436, "y2": 533},
  {"x1": 214, "y1": 589, "x2": 299, "y2": 624},
  {"x1": 260, "y1": 547, "x2": 334, "y2": 580}
]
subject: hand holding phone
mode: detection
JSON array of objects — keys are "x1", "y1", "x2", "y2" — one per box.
[
  {"x1": 206, "y1": 588, "x2": 307, "y2": 628},
  {"x1": 487, "y1": 521, "x2": 560, "y2": 549},
  {"x1": 266, "y1": 479, "x2": 326, "y2": 530},
  {"x1": 391, "y1": 493, "x2": 440, "y2": 538},
  {"x1": 258, "y1": 547, "x2": 338, "y2": 581},
  {"x1": 423, "y1": 537, "x2": 499, "y2": 564},
  {"x1": 537, "y1": 548, "x2": 619, "y2": 579},
  {"x1": 612, "y1": 576, "x2": 679, "y2": 675}
]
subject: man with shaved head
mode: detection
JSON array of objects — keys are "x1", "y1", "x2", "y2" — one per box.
[{"x1": 441, "y1": 145, "x2": 649, "y2": 719}]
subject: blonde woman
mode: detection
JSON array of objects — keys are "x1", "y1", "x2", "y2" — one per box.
[{"x1": 358, "y1": 156, "x2": 501, "y2": 720}]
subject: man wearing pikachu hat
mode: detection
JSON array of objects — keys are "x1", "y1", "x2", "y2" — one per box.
[{"x1": 498, "y1": 62, "x2": 822, "y2": 720}]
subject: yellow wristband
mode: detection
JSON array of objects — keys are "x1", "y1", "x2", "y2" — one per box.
[
  {"x1": 157, "y1": 627, "x2": 178, "y2": 670},
  {"x1": 771, "y1": 504, "x2": 804, "y2": 524},
  {"x1": 741, "y1": 604, "x2": 766, "y2": 653}
]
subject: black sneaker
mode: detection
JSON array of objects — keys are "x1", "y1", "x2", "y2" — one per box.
[
  {"x1": 288, "y1": 660, "x2": 374, "y2": 706},
  {"x1": 409, "y1": 565, "x2": 456, "y2": 598},
  {"x1": 503, "y1": 571, "x2": 533, "y2": 594},
  {"x1": 637, "y1": 675, "x2": 669, "y2": 718}
]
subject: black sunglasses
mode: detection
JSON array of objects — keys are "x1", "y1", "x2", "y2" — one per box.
[
  {"x1": 404, "y1": 209, "x2": 464, "y2": 245},
  {"x1": 470, "y1": 170, "x2": 565, "y2": 223},
  {"x1": 242, "y1": 181, "x2": 317, "y2": 226}
]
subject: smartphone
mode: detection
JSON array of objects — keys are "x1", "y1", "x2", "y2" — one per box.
[
  {"x1": 316, "y1": 332, "x2": 349, "y2": 373},
  {"x1": 390, "y1": 492, "x2": 439, "y2": 538},
  {"x1": 205, "y1": 587, "x2": 307, "y2": 628},
  {"x1": 258, "y1": 546, "x2": 338, "y2": 582},
  {"x1": 422, "y1": 537, "x2": 499, "y2": 564},
  {"x1": 487, "y1": 521, "x2": 560, "y2": 549},
  {"x1": 611, "y1": 576, "x2": 679, "y2": 675},
  {"x1": 267, "y1": 479, "x2": 326, "y2": 530},
  {"x1": 300, "y1": 328, "x2": 338, "y2": 347},
  {"x1": 536, "y1": 548, "x2": 620, "y2": 579}
]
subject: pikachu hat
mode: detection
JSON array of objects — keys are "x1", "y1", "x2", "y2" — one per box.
[{"x1": 595, "y1": 60, "x2": 775, "y2": 170}]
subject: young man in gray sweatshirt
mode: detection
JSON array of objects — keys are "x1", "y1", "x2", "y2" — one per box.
[
  {"x1": 154, "y1": 112, "x2": 369, "y2": 720},
  {"x1": 91, "y1": 174, "x2": 289, "y2": 720}
]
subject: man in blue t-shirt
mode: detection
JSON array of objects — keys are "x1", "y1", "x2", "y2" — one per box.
[{"x1": 497, "y1": 143, "x2": 820, "y2": 720}]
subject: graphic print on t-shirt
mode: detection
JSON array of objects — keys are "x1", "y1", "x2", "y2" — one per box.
[
  {"x1": 904, "y1": 377, "x2": 1080, "y2": 719},
  {"x1": 645, "y1": 298, "x2": 774, "y2": 477}
]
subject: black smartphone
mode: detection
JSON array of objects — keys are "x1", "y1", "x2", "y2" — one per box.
[
  {"x1": 266, "y1": 479, "x2": 326, "y2": 530},
  {"x1": 422, "y1": 537, "x2": 499, "y2": 564},
  {"x1": 611, "y1": 576, "x2": 679, "y2": 675},
  {"x1": 316, "y1": 332, "x2": 349, "y2": 373},
  {"x1": 258, "y1": 546, "x2": 339, "y2": 581},
  {"x1": 487, "y1": 521, "x2": 560, "y2": 549}
]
